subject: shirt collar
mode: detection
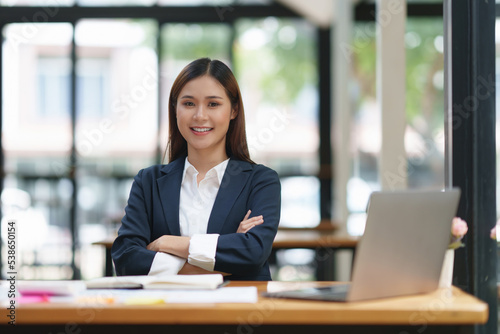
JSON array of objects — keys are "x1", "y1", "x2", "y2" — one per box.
[{"x1": 182, "y1": 157, "x2": 230, "y2": 185}]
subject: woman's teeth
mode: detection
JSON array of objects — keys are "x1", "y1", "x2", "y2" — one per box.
[{"x1": 192, "y1": 128, "x2": 212, "y2": 132}]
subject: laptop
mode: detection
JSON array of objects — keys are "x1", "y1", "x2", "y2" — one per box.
[{"x1": 263, "y1": 188, "x2": 461, "y2": 302}]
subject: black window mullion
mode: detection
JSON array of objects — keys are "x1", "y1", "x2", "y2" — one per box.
[
  {"x1": 318, "y1": 27, "x2": 332, "y2": 222},
  {"x1": 70, "y1": 21, "x2": 80, "y2": 279},
  {"x1": 156, "y1": 20, "x2": 163, "y2": 165},
  {"x1": 0, "y1": 24, "x2": 4, "y2": 279},
  {"x1": 447, "y1": 1, "x2": 497, "y2": 333}
]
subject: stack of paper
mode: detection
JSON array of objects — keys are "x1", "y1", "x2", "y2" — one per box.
[
  {"x1": 81, "y1": 286, "x2": 258, "y2": 304},
  {"x1": 17, "y1": 280, "x2": 86, "y2": 296}
]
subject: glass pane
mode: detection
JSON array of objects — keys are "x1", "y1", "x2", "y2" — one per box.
[
  {"x1": 405, "y1": 18, "x2": 445, "y2": 189},
  {"x1": 0, "y1": 0, "x2": 74, "y2": 5},
  {"x1": 280, "y1": 176, "x2": 320, "y2": 228},
  {"x1": 75, "y1": 19, "x2": 158, "y2": 165},
  {"x1": 74, "y1": 19, "x2": 158, "y2": 279},
  {"x1": 348, "y1": 18, "x2": 445, "y2": 236},
  {"x1": 234, "y1": 18, "x2": 318, "y2": 175},
  {"x1": 234, "y1": 18, "x2": 319, "y2": 228},
  {"x1": 76, "y1": 176, "x2": 132, "y2": 278},
  {"x1": 349, "y1": 23, "x2": 378, "y2": 228},
  {"x1": 78, "y1": 0, "x2": 155, "y2": 5},
  {"x1": 1, "y1": 23, "x2": 74, "y2": 279}
]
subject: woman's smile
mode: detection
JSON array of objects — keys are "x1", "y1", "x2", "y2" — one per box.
[{"x1": 190, "y1": 127, "x2": 214, "y2": 135}]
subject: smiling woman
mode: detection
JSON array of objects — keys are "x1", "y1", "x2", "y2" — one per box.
[
  {"x1": 175, "y1": 75, "x2": 236, "y2": 168},
  {"x1": 166, "y1": 58, "x2": 253, "y2": 166},
  {"x1": 111, "y1": 58, "x2": 282, "y2": 280}
]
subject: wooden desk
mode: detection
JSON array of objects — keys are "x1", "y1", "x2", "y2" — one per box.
[
  {"x1": 94, "y1": 231, "x2": 359, "y2": 280},
  {"x1": 277, "y1": 219, "x2": 340, "y2": 231},
  {"x1": 273, "y1": 230, "x2": 358, "y2": 249},
  {"x1": 4, "y1": 281, "x2": 488, "y2": 334}
]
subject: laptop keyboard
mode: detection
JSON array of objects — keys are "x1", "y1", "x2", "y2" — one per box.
[{"x1": 263, "y1": 284, "x2": 351, "y2": 302}]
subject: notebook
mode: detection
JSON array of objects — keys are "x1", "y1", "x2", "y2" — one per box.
[
  {"x1": 263, "y1": 188, "x2": 461, "y2": 302},
  {"x1": 85, "y1": 274, "x2": 224, "y2": 290}
]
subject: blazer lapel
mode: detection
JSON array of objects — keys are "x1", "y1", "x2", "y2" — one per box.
[
  {"x1": 207, "y1": 159, "x2": 252, "y2": 234},
  {"x1": 157, "y1": 158, "x2": 185, "y2": 236}
]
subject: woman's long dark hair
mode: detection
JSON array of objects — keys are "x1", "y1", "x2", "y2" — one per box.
[{"x1": 165, "y1": 58, "x2": 254, "y2": 164}]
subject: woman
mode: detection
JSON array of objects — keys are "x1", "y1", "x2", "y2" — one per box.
[{"x1": 111, "y1": 58, "x2": 281, "y2": 280}]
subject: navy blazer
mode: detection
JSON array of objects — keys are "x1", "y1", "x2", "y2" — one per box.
[{"x1": 111, "y1": 157, "x2": 281, "y2": 281}]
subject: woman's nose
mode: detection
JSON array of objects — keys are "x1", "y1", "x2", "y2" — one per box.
[{"x1": 193, "y1": 106, "x2": 208, "y2": 120}]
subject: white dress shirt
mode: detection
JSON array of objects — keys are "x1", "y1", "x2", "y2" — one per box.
[{"x1": 148, "y1": 157, "x2": 229, "y2": 275}]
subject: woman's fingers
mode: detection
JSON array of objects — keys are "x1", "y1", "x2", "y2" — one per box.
[
  {"x1": 243, "y1": 210, "x2": 251, "y2": 221},
  {"x1": 245, "y1": 216, "x2": 263, "y2": 226},
  {"x1": 237, "y1": 216, "x2": 264, "y2": 233},
  {"x1": 246, "y1": 217, "x2": 264, "y2": 232}
]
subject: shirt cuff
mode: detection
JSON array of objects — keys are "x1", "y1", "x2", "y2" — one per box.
[
  {"x1": 188, "y1": 234, "x2": 220, "y2": 271},
  {"x1": 148, "y1": 252, "x2": 186, "y2": 276}
]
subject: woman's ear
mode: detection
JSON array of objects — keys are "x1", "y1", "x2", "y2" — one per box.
[{"x1": 231, "y1": 107, "x2": 238, "y2": 120}]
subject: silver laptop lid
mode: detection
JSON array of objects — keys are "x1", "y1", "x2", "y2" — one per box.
[{"x1": 347, "y1": 188, "x2": 461, "y2": 302}]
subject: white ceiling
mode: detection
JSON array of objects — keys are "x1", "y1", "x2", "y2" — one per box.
[{"x1": 275, "y1": 0, "x2": 361, "y2": 28}]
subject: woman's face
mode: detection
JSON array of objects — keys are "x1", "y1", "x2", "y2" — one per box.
[{"x1": 176, "y1": 75, "x2": 236, "y2": 159}]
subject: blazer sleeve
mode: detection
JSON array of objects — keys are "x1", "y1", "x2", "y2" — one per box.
[
  {"x1": 111, "y1": 169, "x2": 158, "y2": 276},
  {"x1": 214, "y1": 166, "x2": 281, "y2": 276}
]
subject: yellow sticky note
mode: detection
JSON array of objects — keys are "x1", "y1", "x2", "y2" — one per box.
[
  {"x1": 124, "y1": 297, "x2": 165, "y2": 305},
  {"x1": 77, "y1": 296, "x2": 115, "y2": 304}
]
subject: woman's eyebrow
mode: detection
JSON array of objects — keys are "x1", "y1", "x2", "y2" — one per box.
[{"x1": 179, "y1": 95, "x2": 223, "y2": 99}]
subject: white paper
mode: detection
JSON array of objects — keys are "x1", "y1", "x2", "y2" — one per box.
[{"x1": 82, "y1": 286, "x2": 258, "y2": 304}]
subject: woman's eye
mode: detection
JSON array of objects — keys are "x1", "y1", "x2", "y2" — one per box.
[
  {"x1": 183, "y1": 101, "x2": 195, "y2": 107},
  {"x1": 208, "y1": 102, "x2": 219, "y2": 107}
]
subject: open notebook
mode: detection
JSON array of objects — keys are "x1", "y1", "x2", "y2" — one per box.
[{"x1": 85, "y1": 274, "x2": 224, "y2": 290}]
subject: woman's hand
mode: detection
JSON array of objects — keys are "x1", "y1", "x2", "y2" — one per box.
[
  {"x1": 147, "y1": 235, "x2": 190, "y2": 259},
  {"x1": 177, "y1": 262, "x2": 231, "y2": 276},
  {"x1": 237, "y1": 210, "x2": 264, "y2": 233}
]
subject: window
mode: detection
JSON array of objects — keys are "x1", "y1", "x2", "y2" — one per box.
[
  {"x1": 76, "y1": 58, "x2": 110, "y2": 119},
  {"x1": 37, "y1": 57, "x2": 71, "y2": 118},
  {"x1": 348, "y1": 18, "x2": 445, "y2": 236},
  {"x1": 74, "y1": 19, "x2": 158, "y2": 279},
  {"x1": 0, "y1": 8, "x2": 320, "y2": 279},
  {"x1": 2, "y1": 23, "x2": 74, "y2": 279},
  {"x1": 234, "y1": 18, "x2": 319, "y2": 228}
]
